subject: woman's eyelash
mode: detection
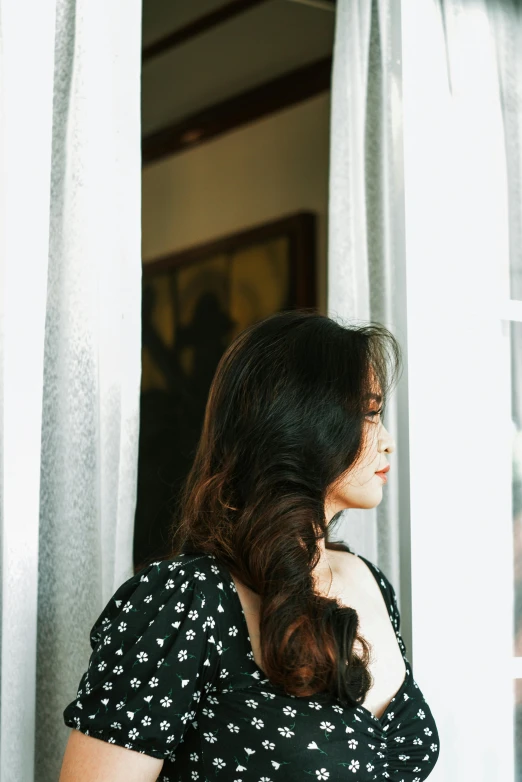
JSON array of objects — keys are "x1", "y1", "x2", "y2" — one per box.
[{"x1": 367, "y1": 408, "x2": 383, "y2": 417}]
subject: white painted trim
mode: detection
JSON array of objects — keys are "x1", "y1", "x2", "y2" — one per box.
[
  {"x1": 513, "y1": 658, "x2": 522, "y2": 679},
  {"x1": 501, "y1": 299, "x2": 522, "y2": 323}
]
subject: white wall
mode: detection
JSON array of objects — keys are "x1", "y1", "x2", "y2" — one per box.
[{"x1": 141, "y1": 92, "x2": 331, "y2": 314}]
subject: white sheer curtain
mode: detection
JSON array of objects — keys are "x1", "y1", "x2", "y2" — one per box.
[
  {"x1": 0, "y1": 1, "x2": 142, "y2": 780},
  {"x1": 329, "y1": 0, "x2": 517, "y2": 778},
  {"x1": 327, "y1": 0, "x2": 406, "y2": 627}
]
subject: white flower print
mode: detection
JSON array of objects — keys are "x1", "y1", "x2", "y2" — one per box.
[
  {"x1": 319, "y1": 721, "x2": 334, "y2": 733},
  {"x1": 63, "y1": 553, "x2": 439, "y2": 782},
  {"x1": 278, "y1": 727, "x2": 294, "y2": 738}
]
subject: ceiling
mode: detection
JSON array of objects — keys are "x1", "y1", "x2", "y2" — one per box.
[{"x1": 141, "y1": 0, "x2": 336, "y2": 136}]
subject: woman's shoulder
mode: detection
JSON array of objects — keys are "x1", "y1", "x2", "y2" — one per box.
[
  {"x1": 329, "y1": 545, "x2": 402, "y2": 633},
  {"x1": 63, "y1": 551, "x2": 228, "y2": 760},
  {"x1": 88, "y1": 553, "x2": 221, "y2": 646}
]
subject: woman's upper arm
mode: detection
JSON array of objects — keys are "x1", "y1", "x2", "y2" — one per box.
[{"x1": 59, "y1": 729, "x2": 163, "y2": 782}]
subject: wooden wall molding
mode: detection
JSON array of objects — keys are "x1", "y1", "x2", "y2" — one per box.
[
  {"x1": 142, "y1": 0, "x2": 271, "y2": 63},
  {"x1": 142, "y1": 56, "x2": 332, "y2": 165}
]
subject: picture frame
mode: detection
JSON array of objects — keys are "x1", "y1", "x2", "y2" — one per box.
[{"x1": 134, "y1": 211, "x2": 317, "y2": 570}]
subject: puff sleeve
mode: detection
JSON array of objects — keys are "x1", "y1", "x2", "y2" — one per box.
[{"x1": 63, "y1": 556, "x2": 222, "y2": 759}]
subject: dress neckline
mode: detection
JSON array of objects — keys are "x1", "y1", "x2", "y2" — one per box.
[{"x1": 208, "y1": 552, "x2": 412, "y2": 726}]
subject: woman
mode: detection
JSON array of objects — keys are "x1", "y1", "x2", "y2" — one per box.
[{"x1": 60, "y1": 309, "x2": 440, "y2": 781}]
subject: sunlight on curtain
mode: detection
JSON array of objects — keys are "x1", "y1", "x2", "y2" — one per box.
[
  {"x1": 0, "y1": 1, "x2": 142, "y2": 780},
  {"x1": 400, "y1": 1, "x2": 514, "y2": 779},
  {"x1": 329, "y1": 0, "x2": 519, "y2": 778}
]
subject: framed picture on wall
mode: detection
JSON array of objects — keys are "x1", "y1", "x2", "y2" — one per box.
[{"x1": 134, "y1": 211, "x2": 317, "y2": 570}]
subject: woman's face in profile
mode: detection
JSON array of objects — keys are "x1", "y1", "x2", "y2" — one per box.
[{"x1": 325, "y1": 398, "x2": 396, "y2": 519}]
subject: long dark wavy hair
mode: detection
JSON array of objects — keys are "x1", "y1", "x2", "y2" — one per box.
[{"x1": 165, "y1": 308, "x2": 402, "y2": 707}]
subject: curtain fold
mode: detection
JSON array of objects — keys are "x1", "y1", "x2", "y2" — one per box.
[
  {"x1": 0, "y1": 1, "x2": 142, "y2": 779},
  {"x1": 330, "y1": 0, "x2": 519, "y2": 777},
  {"x1": 328, "y1": 0, "x2": 404, "y2": 607}
]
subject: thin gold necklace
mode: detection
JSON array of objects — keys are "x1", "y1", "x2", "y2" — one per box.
[{"x1": 326, "y1": 556, "x2": 333, "y2": 597}]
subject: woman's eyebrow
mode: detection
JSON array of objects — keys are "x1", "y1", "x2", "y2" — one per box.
[{"x1": 364, "y1": 393, "x2": 382, "y2": 403}]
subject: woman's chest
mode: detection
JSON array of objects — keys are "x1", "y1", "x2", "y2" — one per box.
[{"x1": 230, "y1": 555, "x2": 406, "y2": 721}]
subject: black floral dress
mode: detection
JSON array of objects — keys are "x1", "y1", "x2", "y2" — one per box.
[{"x1": 63, "y1": 549, "x2": 440, "y2": 781}]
